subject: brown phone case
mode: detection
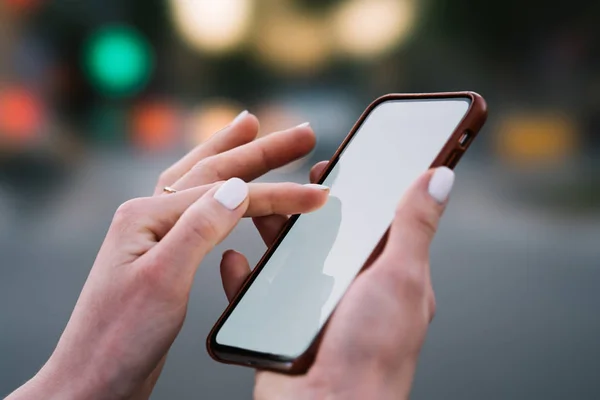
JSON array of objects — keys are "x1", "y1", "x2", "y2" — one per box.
[{"x1": 207, "y1": 91, "x2": 488, "y2": 375}]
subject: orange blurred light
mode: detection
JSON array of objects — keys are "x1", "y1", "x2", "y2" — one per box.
[
  {"x1": 130, "y1": 101, "x2": 180, "y2": 152},
  {"x1": 0, "y1": 87, "x2": 43, "y2": 145},
  {"x1": 3, "y1": 0, "x2": 40, "y2": 11}
]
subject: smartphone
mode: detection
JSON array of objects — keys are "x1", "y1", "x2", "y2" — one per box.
[{"x1": 207, "y1": 92, "x2": 487, "y2": 374}]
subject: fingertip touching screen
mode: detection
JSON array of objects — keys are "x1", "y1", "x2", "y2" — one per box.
[{"x1": 215, "y1": 97, "x2": 471, "y2": 359}]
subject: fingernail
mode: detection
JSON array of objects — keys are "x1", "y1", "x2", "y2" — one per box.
[
  {"x1": 296, "y1": 122, "x2": 310, "y2": 129},
  {"x1": 214, "y1": 178, "x2": 248, "y2": 210},
  {"x1": 232, "y1": 110, "x2": 248, "y2": 125},
  {"x1": 428, "y1": 167, "x2": 455, "y2": 204},
  {"x1": 303, "y1": 183, "x2": 329, "y2": 191}
]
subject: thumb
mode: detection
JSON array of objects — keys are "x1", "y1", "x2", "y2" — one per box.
[
  {"x1": 144, "y1": 178, "x2": 249, "y2": 288},
  {"x1": 381, "y1": 167, "x2": 455, "y2": 266}
]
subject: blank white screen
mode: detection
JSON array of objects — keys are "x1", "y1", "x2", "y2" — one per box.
[{"x1": 216, "y1": 98, "x2": 470, "y2": 358}]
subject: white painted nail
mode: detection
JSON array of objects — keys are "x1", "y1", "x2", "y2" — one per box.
[
  {"x1": 428, "y1": 167, "x2": 455, "y2": 204},
  {"x1": 232, "y1": 110, "x2": 248, "y2": 125},
  {"x1": 214, "y1": 178, "x2": 248, "y2": 210},
  {"x1": 296, "y1": 122, "x2": 310, "y2": 128},
  {"x1": 303, "y1": 183, "x2": 330, "y2": 191}
]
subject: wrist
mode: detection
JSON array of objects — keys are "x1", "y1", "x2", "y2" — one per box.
[
  {"x1": 306, "y1": 358, "x2": 418, "y2": 400},
  {"x1": 7, "y1": 359, "x2": 106, "y2": 400},
  {"x1": 5, "y1": 369, "x2": 75, "y2": 400}
]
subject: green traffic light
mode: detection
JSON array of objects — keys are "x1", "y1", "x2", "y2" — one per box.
[{"x1": 83, "y1": 25, "x2": 154, "y2": 97}]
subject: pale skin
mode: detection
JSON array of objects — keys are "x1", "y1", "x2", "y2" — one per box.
[{"x1": 7, "y1": 111, "x2": 450, "y2": 400}]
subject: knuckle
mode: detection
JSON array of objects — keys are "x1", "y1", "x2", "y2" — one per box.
[
  {"x1": 378, "y1": 255, "x2": 428, "y2": 299},
  {"x1": 138, "y1": 254, "x2": 167, "y2": 287},
  {"x1": 137, "y1": 255, "x2": 183, "y2": 301},
  {"x1": 261, "y1": 187, "x2": 277, "y2": 215},
  {"x1": 257, "y1": 141, "x2": 275, "y2": 171},
  {"x1": 192, "y1": 158, "x2": 221, "y2": 182},
  {"x1": 397, "y1": 203, "x2": 438, "y2": 239},
  {"x1": 186, "y1": 210, "x2": 221, "y2": 247},
  {"x1": 113, "y1": 198, "x2": 146, "y2": 226},
  {"x1": 298, "y1": 185, "x2": 319, "y2": 209},
  {"x1": 400, "y1": 266, "x2": 427, "y2": 296},
  {"x1": 192, "y1": 157, "x2": 209, "y2": 171},
  {"x1": 192, "y1": 157, "x2": 212, "y2": 173}
]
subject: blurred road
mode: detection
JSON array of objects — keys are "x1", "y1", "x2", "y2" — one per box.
[{"x1": 1, "y1": 152, "x2": 599, "y2": 399}]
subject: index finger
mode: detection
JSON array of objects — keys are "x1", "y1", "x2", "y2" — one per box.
[{"x1": 154, "y1": 111, "x2": 259, "y2": 194}]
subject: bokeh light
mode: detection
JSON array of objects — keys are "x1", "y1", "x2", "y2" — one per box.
[
  {"x1": 130, "y1": 100, "x2": 180, "y2": 152},
  {"x1": 83, "y1": 25, "x2": 154, "y2": 97},
  {"x1": 3, "y1": 0, "x2": 40, "y2": 12},
  {"x1": 495, "y1": 112, "x2": 579, "y2": 165},
  {"x1": 254, "y1": 13, "x2": 332, "y2": 74},
  {"x1": 169, "y1": 0, "x2": 253, "y2": 54},
  {"x1": 0, "y1": 86, "x2": 44, "y2": 147},
  {"x1": 185, "y1": 101, "x2": 242, "y2": 146},
  {"x1": 332, "y1": 0, "x2": 416, "y2": 58}
]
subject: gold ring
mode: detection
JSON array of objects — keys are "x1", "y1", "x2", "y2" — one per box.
[{"x1": 163, "y1": 186, "x2": 177, "y2": 194}]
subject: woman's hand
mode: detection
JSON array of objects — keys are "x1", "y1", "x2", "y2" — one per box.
[
  {"x1": 7, "y1": 112, "x2": 330, "y2": 400},
  {"x1": 220, "y1": 167, "x2": 456, "y2": 400}
]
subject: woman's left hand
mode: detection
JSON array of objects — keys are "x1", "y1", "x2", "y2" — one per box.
[{"x1": 7, "y1": 112, "x2": 329, "y2": 400}]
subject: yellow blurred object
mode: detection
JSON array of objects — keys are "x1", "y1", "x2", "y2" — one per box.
[
  {"x1": 185, "y1": 101, "x2": 242, "y2": 146},
  {"x1": 495, "y1": 112, "x2": 579, "y2": 164},
  {"x1": 332, "y1": 0, "x2": 416, "y2": 58},
  {"x1": 169, "y1": 0, "x2": 253, "y2": 54},
  {"x1": 254, "y1": 13, "x2": 332, "y2": 74}
]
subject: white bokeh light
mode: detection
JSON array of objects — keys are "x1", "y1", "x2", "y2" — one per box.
[
  {"x1": 254, "y1": 14, "x2": 332, "y2": 73},
  {"x1": 332, "y1": 0, "x2": 416, "y2": 58},
  {"x1": 170, "y1": 0, "x2": 253, "y2": 54}
]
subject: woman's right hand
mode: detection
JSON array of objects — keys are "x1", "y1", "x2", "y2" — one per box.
[{"x1": 6, "y1": 111, "x2": 331, "y2": 400}]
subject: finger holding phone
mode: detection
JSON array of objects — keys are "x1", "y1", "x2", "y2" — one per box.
[{"x1": 236, "y1": 167, "x2": 455, "y2": 399}]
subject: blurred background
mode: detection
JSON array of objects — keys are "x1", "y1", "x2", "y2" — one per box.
[{"x1": 1, "y1": 0, "x2": 599, "y2": 398}]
